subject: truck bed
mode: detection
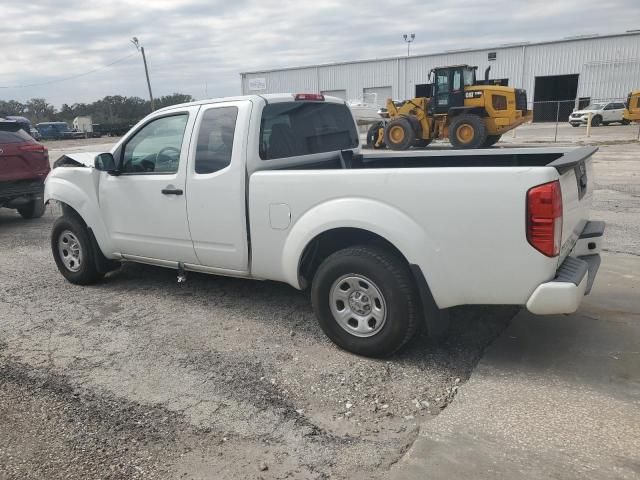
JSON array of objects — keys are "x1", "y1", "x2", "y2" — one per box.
[
  {"x1": 249, "y1": 145, "x2": 597, "y2": 309},
  {"x1": 278, "y1": 146, "x2": 596, "y2": 173}
]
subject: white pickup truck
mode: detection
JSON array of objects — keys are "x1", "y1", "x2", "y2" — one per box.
[{"x1": 45, "y1": 93, "x2": 604, "y2": 357}]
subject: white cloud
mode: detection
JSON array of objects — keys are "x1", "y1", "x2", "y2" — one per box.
[{"x1": 0, "y1": 0, "x2": 637, "y2": 106}]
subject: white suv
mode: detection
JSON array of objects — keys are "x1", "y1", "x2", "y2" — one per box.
[{"x1": 569, "y1": 101, "x2": 629, "y2": 127}]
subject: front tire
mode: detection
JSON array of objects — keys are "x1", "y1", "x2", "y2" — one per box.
[
  {"x1": 384, "y1": 117, "x2": 415, "y2": 151},
  {"x1": 51, "y1": 215, "x2": 104, "y2": 285},
  {"x1": 311, "y1": 246, "x2": 420, "y2": 357},
  {"x1": 449, "y1": 114, "x2": 488, "y2": 149},
  {"x1": 17, "y1": 197, "x2": 46, "y2": 219},
  {"x1": 591, "y1": 115, "x2": 602, "y2": 127}
]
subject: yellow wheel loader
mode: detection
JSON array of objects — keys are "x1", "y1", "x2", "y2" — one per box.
[
  {"x1": 367, "y1": 65, "x2": 532, "y2": 150},
  {"x1": 623, "y1": 90, "x2": 640, "y2": 122}
]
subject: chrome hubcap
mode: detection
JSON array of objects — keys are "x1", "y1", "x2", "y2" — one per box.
[
  {"x1": 58, "y1": 230, "x2": 83, "y2": 272},
  {"x1": 329, "y1": 274, "x2": 387, "y2": 337}
]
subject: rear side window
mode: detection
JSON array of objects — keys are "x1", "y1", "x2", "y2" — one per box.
[
  {"x1": 195, "y1": 107, "x2": 238, "y2": 174},
  {"x1": 259, "y1": 102, "x2": 358, "y2": 160},
  {"x1": 0, "y1": 128, "x2": 33, "y2": 144}
]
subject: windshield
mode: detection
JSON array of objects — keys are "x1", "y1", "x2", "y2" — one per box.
[{"x1": 584, "y1": 103, "x2": 606, "y2": 111}]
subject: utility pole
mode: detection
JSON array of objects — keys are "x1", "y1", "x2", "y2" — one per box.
[
  {"x1": 403, "y1": 34, "x2": 415, "y2": 57},
  {"x1": 131, "y1": 37, "x2": 155, "y2": 111}
]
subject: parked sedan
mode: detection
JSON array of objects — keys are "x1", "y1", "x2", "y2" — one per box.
[{"x1": 569, "y1": 101, "x2": 629, "y2": 127}]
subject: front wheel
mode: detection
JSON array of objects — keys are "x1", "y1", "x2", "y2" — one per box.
[
  {"x1": 384, "y1": 117, "x2": 415, "y2": 151},
  {"x1": 590, "y1": 115, "x2": 602, "y2": 127},
  {"x1": 51, "y1": 215, "x2": 105, "y2": 285},
  {"x1": 311, "y1": 246, "x2": 420, "y2": 357}
]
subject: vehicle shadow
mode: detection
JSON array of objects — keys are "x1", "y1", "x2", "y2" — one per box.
[{"x1": 101, "y1": 261, "x2": 518, "y2": 377}]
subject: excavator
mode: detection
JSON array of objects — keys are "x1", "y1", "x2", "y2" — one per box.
[
  {"x1": 367, "y1": 64, "x2": 532, "y2": 150},
  {"x1": 623, "y1": 90, "x2": 640, "y2": 122}
]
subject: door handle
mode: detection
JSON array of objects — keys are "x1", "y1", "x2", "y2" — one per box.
[{"x1": 161, "y1": 188, "x2": 183, "y2": 195}]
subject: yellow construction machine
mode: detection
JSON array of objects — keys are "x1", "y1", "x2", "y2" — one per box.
[
  {"x1": 623, "y1": 90, "x2": 640, "y2": 122},
  {"x1": 367, "y1": 65, "x2": 532, "y2": 149}
]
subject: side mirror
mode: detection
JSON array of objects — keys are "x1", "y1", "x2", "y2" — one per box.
[{"x1": 94, "y1": 153, "x2": 117, "y2": 173}]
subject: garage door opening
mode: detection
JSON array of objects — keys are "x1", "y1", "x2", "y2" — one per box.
[
  {"x1": 321, "y1": 89, "x2": 347, "y2": 101},
  {"x1": 533, "y1": 74, "x2": 579, "y2": 122}
]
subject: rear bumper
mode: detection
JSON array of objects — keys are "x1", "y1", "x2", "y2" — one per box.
[
  {"x1": 526, "y1": 221, "x2": 605, "y2": 315},
  {"x1": 0, "y1": 179, "x2": 45, "y2": 200}
]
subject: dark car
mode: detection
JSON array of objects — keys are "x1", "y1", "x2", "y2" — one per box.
[
  {"x1": 2, "y1": 115, "x2": 41, "y2": 140},
  {"x1": 36, "y1": 121, "x2": 84, "y2": 140},
  {"x1": 0, "y1": 120, "x2": 50, "y2": 218}
]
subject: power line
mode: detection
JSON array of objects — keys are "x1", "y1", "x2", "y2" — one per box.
[{"x1": 0, "y1": 53, "x2": 137, "y2": 89}]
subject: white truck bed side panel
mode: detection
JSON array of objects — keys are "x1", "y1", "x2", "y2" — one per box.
[{"x1": 249, "y1": 166, "x2": 561, "y2": 309}]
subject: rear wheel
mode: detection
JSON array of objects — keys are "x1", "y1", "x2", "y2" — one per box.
[
  {"x1": 51, "y1": 215, "x2": 105, "y2": 285},
  {"x1": 384, "y1": 117, "x2": 415, "y2": 151},
  {"x1": 366, "y1": 122, "x2": 386, "y2": 149},
  {"x1": 311, "y1": 245, "x2": 420, "y2": 357},
  {"x1": 621, "y1": 119, "x2": 630, "y2": 125},
  {"x1": 482, "y1": 134, "x2": 502, "y2": 148},
  {"x1": 17, "y1": 197, "x2": 46, "y2": 219},
  {"x1": 449, "y1": 114, "x2": 488, "y2": 149},
  {"x1": 590, "y1": 115, "x2": 602, "y2": 127}
]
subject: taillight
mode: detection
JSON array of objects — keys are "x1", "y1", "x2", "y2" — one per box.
[
  {"x1": 19, "y1": 144, "x2": 46, "y2": 153},
  {"x1": 527, "y1": 180, "x2": 562, "y2": 257},
  {"x1": 295, "y1": 93, "x2": 325, "y2": 101}
]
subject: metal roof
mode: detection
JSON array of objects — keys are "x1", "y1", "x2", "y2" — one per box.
[{"x1": 240, "y1": 30, "x2": 640, "y2": 75}]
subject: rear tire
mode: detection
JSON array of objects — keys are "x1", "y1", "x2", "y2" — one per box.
[
  {"x1": 590, "y1": 115, "x2": 602, "y2": 127},
  {"x1": 17, "y1": 197, "x2": 46, "y2": 219},
  {"x1": 311, "y1": 246, "x2": 420, "y2": 357},
  {"x1": 621, "y1": 119, "x2": 630, "y2": 125},
  {"x1": 449, "y1": 114, "x2": 488, "y2": 149},
  {"x1": 482, "y1": 134, "x2": 502, "y2": 148},
  {"x1": 366, "y1": 122, "x2": 386, "y2": 149},
  {"x1": 384, "y1": 117, "x2": 415, "y2": 151},
  {"x1": 51, "y1": 215, "x2": 105, "y2": 285}
]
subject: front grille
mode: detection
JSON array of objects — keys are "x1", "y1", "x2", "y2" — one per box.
[
  {"x1": 515, "y1": 89, "x2": 527, "y2": 112},
  {"x1": 0, "y1": 180, "x2": 44, "y2": 199}
]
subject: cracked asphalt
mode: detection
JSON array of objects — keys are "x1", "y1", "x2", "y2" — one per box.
[
  {"x1": 0, "y1": 201, "x2": 514, "y2": 479},
  {"x1": 1, "y1": 140, "x2": 636, "y2": 479}
]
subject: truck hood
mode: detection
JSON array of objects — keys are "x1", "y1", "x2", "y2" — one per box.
[{"x1": 53, "y1": 152, "x2": 100, "y2": 168}]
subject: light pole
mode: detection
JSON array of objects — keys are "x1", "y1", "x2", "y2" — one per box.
[
  {"x1": 131, "y1": 37, "x2": 155, "y2": 111},
  {"x1": 403, "y1": 34, "x2": 415, "y2": 57}
]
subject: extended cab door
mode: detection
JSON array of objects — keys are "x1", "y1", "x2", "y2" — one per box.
[
  {"x1": 185, "y1": 101, "x2": 250, "y2": 272},
  {"x1": 99, "y1": 107, "x2": 199, "y2": 264}
]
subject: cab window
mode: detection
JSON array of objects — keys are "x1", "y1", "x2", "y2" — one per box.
[
  {"x1": 452, "y1": 70, "x2": 462, "y2": 91},
  {"x1": 259, "y1": 102, "x2": 358, "y2": 160},
  {"x1": 195, "y1": 107, "x2": 238, "y2": 174},
  {"x1": 121, "y1": 114, "x2": 188, "y2": 174}
]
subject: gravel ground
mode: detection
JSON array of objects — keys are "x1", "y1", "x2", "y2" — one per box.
[
  {"x1": 0, "y1": 205, "x2": 515, "y2": 479},
  {"x1": 1, "y1": 140, "x2": 636, "y2": 479}
]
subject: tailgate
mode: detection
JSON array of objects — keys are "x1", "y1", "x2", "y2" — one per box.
[{"x1": 549, "y1": 146, "x2": 598, "y2": 261}]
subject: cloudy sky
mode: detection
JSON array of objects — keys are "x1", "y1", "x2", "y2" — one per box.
[{"x1": 1, "y1": 0, "x2": 638, "y2": 106}]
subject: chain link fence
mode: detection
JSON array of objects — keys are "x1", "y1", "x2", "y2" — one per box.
[{"x1": 510, "y1": 98, "x2": 640, "y2": 144}]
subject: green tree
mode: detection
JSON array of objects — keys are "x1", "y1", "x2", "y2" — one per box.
[{"x1": 25, "y1": 98, "x2": 56, "y2": 123}]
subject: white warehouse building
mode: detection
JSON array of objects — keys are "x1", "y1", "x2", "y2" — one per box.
[{"x1": 240, "y1": 31, "x2": 640, "y2": 121}]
